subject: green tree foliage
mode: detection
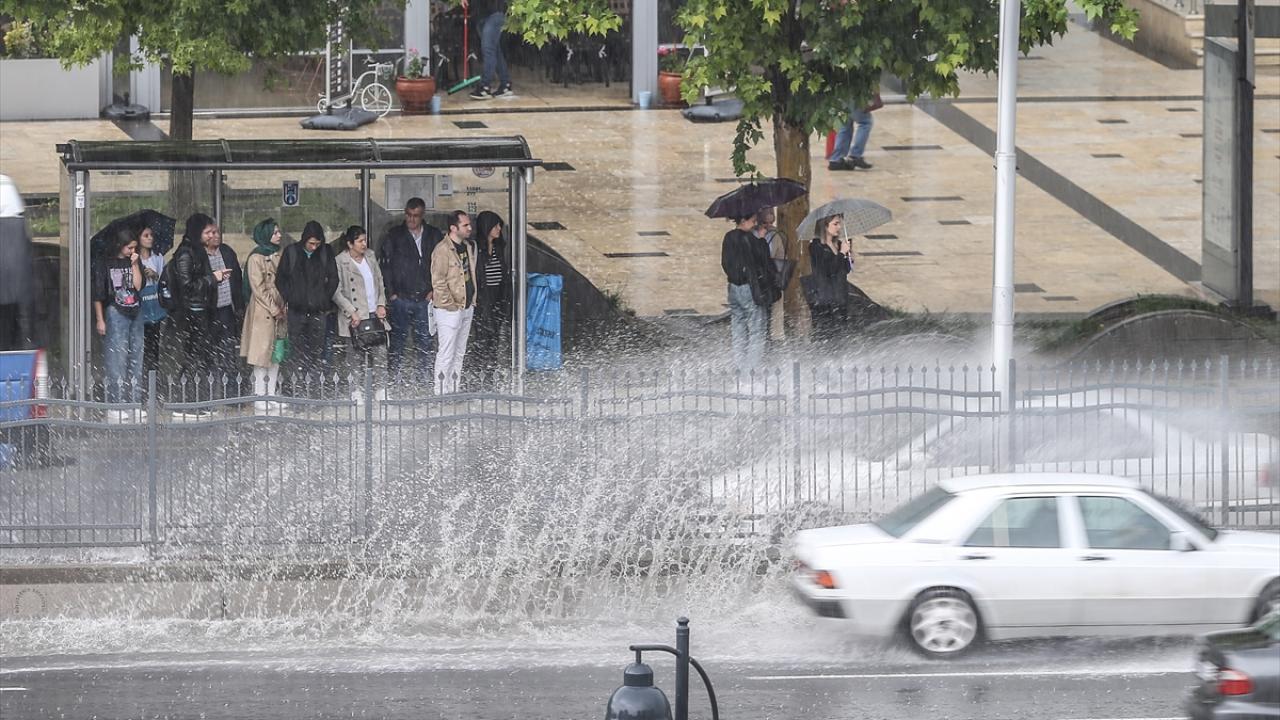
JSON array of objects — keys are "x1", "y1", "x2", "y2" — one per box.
[
  {"x1": 505, "y1": 0, "x2": 623, "y2": 45},
  {"x1": 1, "y1": 0, "x2": 390, "y2": 138},
  {"x1": 675, "y1": 0, "x2": 1138, "y2": 176}
]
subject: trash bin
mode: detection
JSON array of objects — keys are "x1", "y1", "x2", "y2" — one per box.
[{"x1": 526, "y1": 273, "x2": 562, "y2": 371}]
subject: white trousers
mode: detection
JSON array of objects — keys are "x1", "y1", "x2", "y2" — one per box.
[
  {"x1": 251, "y1": 364, "x2": 280, "y2": 397},
  {"x1": 433, "y1": 306, "x2": 474, "y2": 394}
]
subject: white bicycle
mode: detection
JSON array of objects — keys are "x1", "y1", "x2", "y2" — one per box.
[{"x1": 317, "y1": 60, "x2": 394, "y2": 117}]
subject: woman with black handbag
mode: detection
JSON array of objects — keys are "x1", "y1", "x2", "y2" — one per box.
[
  {"x1": 333, "y1": 225, "x2": 389, "y2": 404},
  {"x1": 807, "y1": 214, "x2": 853, "y2": 344}
]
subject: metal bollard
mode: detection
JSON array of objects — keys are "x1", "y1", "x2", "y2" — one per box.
[{"x1": 607, "y1": 618, "x2": 720, "y2": 720}]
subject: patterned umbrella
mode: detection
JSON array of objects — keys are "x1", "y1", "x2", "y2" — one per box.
[{"x1": 796, "y1": 198, "x2": 892, "y2": 241}]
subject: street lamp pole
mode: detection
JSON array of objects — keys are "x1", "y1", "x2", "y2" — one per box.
[{"x1": 991, "y1": 0, "x2": 1021, "y2": 400}]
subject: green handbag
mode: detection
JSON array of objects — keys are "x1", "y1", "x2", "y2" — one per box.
[{"x1": 271, "y1": 337, "x2": 290, "y2": 365}]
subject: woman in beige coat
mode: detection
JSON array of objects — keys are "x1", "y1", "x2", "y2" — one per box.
[
  {"x1": 332, "y1": 225, "x2": 388, "y2": 400},
  {"x1": 239, "y1": 218, "x2": 285, "y2": 412}
]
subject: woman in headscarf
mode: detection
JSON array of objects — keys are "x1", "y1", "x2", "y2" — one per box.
[
  {"x1": 471, "y1": 210, "x2": 510, "y2": 370},
  {"x1": 807, "y1": 213, "x2": 852, "y2": 344},
  {"x1": 240, "y1": 218, "x2": 286, "y2": 413}
]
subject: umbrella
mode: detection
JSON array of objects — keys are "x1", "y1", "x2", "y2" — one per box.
[
  {"x1": 796, "y1": 198, "x2": 892, "y2": 241},
  {"x1": 705, "y1": 178, "x2": 807, "y2": 219},
  {"x1": 90, "y1": 209, "x2": 176, "y2": 259}
]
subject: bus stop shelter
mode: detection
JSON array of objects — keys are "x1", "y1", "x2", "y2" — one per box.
[{"x1": 57, "y1": 137, "x2": 541, "y2": 399}]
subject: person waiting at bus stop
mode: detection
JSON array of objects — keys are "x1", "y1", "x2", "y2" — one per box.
[
  {"x1": 276, "y1": 221, "x2": 339, "y2": 381},
  {"x1": 430, "y1": 211, "x2": 477, "y2": 394},
  {"x1": 379, "y1": 197, "x2": 442, "y2": 384},
  {"x1": 171, "y1": 213, "x2": 244, "y2": 402}
]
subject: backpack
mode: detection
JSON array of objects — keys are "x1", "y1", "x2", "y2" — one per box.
[{"x1": 157, "y1": 254, "x2": 181, "y2": 310}]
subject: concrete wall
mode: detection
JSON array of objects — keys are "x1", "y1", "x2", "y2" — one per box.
[
  {"x1": 0, "y1": 58, "x2": 104, "y2": 120},
  {"x1": 1096, "y1": 0, "x2": 1203, "y2": 69}
]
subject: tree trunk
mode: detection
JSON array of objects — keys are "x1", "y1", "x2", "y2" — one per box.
[
  {"x1": 772, "y1": 113, "x2": 813, "y2": 338},
  {"x1": 169, "y1": 70, "x2": 194, "y2": 140}
]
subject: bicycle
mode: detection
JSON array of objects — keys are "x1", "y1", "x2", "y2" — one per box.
[{"x1": 317, "y1": 59, "x2": 394, "y2": 117}]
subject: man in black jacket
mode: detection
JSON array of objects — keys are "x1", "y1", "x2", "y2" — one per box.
[
  {"x1": 171, "y1": 213, "x2": 244, "y2": 400},
  {"x1": 276, "y1": 221, "x2": 339, "y2": 378},
  {"x1": 378, "y1": 197, "x2": 442, "y2": 382}
]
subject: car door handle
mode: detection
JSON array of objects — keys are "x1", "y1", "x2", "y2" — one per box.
[
  {"x1": 1079, "y1": 554, "x2": 1111, "y2": 562},
  {"x1": 962, "y1": 553, "x2": 990, "y2": 560}
]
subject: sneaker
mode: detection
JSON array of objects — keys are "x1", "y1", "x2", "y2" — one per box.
[
  {"x1": 469, "y1": 86, "x2": 492, "y2": 100},
  {"x1": 493, "y1": 83, "x2": 514, "y2": 98},
  {"x1": 171, "y1": 409, "x2": 213, "y2": 422},
  {"x1": 104, "y1": 409, "x2": 128, "y2": 425},
  {"x1": 253, "y1": 400, "x2": 269, "y2": 416},
  {"x1": 846, "y1": 156, "x2": 873, "y2": 170},
  {"x1": 827, "y1": 159, "x2": 854, "y2": 172}
]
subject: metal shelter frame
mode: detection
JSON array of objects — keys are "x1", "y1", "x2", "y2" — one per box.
[{"x1": 57, "y1": 136, "x2": 542, "y2": 399}]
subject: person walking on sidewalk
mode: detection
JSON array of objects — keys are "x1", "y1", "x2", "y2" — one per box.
[
  {"x1": 430, "y1": 211, "x2": 478, "y2": 394},
  {"x1": 276, "y1": 221, "x2": 339, "y2": 380},
  {"x1": 828, "y1": 92, "x2": 881, "y2": 171},
  {"x1": 93, "y1": 227, "x2": 145, "y2": 421},
  {"x1": 333, "y1": 226, "x2": 389, "y2": 403},
  {"x1": 465, "y1": 0, "x2": 512, "y2": 99},
  {"x1": 379, "y1": 197, "x2": 442, "y2": 384},
  {"x1": 720, "y1": 212, "x2": 778, "y2": 371},
  {"x1": 240, "y1": 218, "x2": 286, "y2": 413}
]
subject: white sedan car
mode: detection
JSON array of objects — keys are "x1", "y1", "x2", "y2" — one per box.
[{"x1": 790, "y1": 473, "x2": 1280, "y2": 659}]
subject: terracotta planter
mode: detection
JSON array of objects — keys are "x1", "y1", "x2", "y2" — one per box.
[
  {"x1": 396, "y1": 76, "x2": 436, "y2": 114},
  {"x1": 657, "y1": 71, "x2": 684, "y2": 107}
]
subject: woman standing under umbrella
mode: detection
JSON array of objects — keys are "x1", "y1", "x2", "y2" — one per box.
[
  {"x1": 136, "y1": 225, "x2": 167, "y2": 375},
  {"x1": 808, "y1": 214, "x2": 853, "y2": 343},
  {"x1": 240, "y1": 218, "x2": 286, "y2": 413},
  {"x1": 720, "y1": 211, "x2": 778, "y2": 370}
]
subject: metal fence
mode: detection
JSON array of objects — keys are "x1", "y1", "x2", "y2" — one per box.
[{"x1": 1, "y1": 356, "x2": 1277, "y2": 550}]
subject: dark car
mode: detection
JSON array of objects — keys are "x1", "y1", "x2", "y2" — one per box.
[{"x1": 1186, "y1": 609, "x2": 1280, "y2": 720}]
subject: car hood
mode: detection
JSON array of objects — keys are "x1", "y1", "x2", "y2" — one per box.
[
  {"x1": 793, "y1": 523, "x2": 895, "y2": 553},
  {"x1": 1213, "y1": 529, "x2": 1280, "y2": 551}
]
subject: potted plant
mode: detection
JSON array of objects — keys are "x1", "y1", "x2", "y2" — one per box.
[
  {"x1": 657, "y1": 45, "x2": 686, "y2": 107},
  {"x1": 396, "y1": 49, "x2": 435, "y2": 114}
]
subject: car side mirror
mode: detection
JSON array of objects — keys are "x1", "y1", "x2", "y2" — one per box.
[{"x1": 1170, "y1": 531, "x2": 1195, "y2": 552}]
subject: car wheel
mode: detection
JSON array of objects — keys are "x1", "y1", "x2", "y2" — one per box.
[
  {"x1": 1251, "y1": 580, "x2": 1280, "y2": 622},
  {"x1": 905, "y1": 589, "x2": 981, "y2": 659}
]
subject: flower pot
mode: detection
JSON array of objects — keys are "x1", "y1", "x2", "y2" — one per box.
[
  {"x1": 657, "y1": 71, "x2": 684, "y2": 107},
  {"x1": 396, "y1": 76, "x2": 436, "y2": 115}
]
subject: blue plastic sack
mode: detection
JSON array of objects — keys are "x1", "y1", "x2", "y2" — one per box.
[{"x1": 526, "y1": 273, "x2": 563, "y2": 371}]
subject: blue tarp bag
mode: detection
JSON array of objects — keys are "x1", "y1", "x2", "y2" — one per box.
[{"x1": 526, "y1": 273, "x2": 563, "y2": 371}]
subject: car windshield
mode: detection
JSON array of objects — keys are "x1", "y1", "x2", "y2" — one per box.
[
  {"x1": 1145, "y1": 491, "x2": 1218, "y2": 541},
  {"x1": 875, "y1": 486, "x2": 955, "y2": 538}
]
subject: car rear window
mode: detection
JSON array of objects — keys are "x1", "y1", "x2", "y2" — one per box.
[{"x1": 875, "y1": 487, "x2": 955, "y2": 538}]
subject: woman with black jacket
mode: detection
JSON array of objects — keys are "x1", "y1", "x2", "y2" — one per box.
[
  {"x1": 807, "y1": 214, "x2": 853, "y2": 343},
  {"x1": 471, "y1": 210, "x2": 510, "y2": 370},
  {"x1": 170, "y1": 213, "x2": 243, "y2": 399},
  {"x1": 275, "y1": 220, "x2": 339, "y2": 378}
]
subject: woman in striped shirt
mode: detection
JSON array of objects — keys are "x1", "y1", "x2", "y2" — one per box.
[{"x1": 472, "y1": 211, "x2": 510, "y2": 371}]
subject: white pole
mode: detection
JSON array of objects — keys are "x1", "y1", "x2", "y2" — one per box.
[{"x1": 991, "y1": 0, "x2": 1020, "y2": 399}]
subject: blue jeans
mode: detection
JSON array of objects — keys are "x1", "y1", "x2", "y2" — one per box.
[
  {"x1": 727, "y1": 283, "x2": 767, "y2": 371},
  {"x1": 829, "y1": 108, "x2": 874, "y2": 161},
  {"x1": 104, "y1": 305, "x2": 146, "y2": 403},
  {"x1": 480, "y1": 12, "x2": 510, "y2": 89},
  {"x1": 388, "y1": 297, "x2": 434, "y2": 380}
]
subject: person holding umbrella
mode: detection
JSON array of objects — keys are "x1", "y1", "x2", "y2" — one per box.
[
  {"x1": 807, "y1": 214, "x2": 853, "y2": 343},
  {"x1": 708, "y1": 179, "x2": 802, "y2": 371}
]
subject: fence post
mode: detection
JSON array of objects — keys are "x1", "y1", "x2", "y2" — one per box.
[
  {"x1": 1218, "y1": 354, "x2": 1231, "y2": 526},
  {"x1": 363, "y1": 364, "x2": 375, "y2": 540},
  {"x1": 1001, "y1": 358, "x2": 1018, "y2": 473},
  {"x1": 147, "y1": 370, "x2": 158, "y2": 545},
  {"x1": 791, "y1": 360, "x2": 802, "y2": 505},
  {"x1": 579, "y1": 367, "x2": 590, "y2": 417}
]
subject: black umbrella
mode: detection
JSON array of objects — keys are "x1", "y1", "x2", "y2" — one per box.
[
  {"x1": 90, "y1": 209, "x2": 177, "y2": 259},
  {"x1": 705, "y1": 178, "x2": 807, "y2": 219}
]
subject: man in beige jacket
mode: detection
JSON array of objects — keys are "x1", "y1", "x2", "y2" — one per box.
[{"x1": 430, "y1": 211, "x2": 478, "y2": 394}]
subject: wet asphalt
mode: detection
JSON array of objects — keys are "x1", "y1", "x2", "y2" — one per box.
[{"x1": 1, "y1": 638, "x2": 1193, "y2": 720}]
